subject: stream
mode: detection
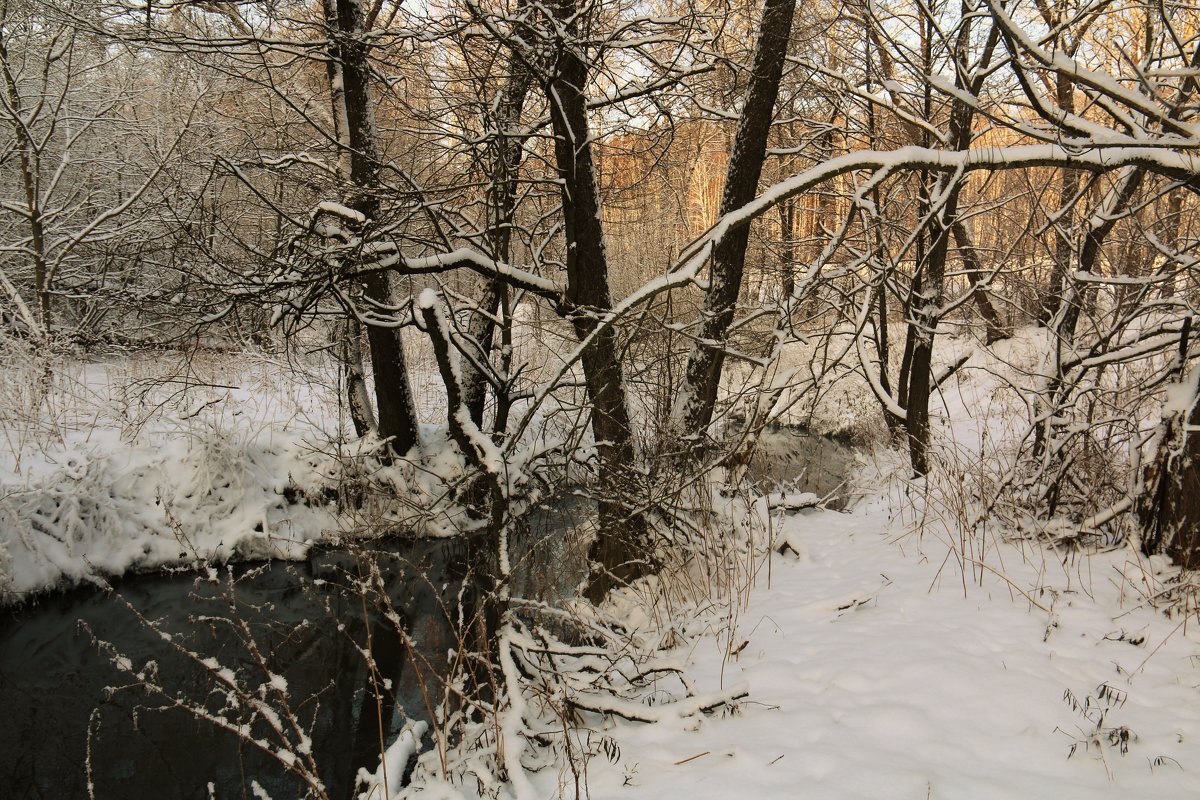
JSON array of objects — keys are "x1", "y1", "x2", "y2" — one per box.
[
  {"x1": 0, "y1": 427, "x2": 853, "y2": 799},
  {"x1": 2, "y1": 536, "x2": 480, "y2": 799}
]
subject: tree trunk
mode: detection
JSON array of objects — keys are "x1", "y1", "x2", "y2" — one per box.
[
  {"x1": 900, "y1": 7, "x2": 999, "y2": 475},
  {"x1": 903, "y1": 187, "x2": 958, "y2": 476},
  {"x1": 1034, "y1": 167, "x2": 1144, "y2": 460},
  {"x1": 0, "y1": 22, "x2": 50, "y2": 334},
  {"x1": 1038, "y1": 21, "x2": 1080, "y2": 325},
  {"x1": 1140, "y1": 319, "x2": 1200, "y2": 569},
  {"x1": 545, "y1": 0, "x2": 649, "y2": 602},
  {"x1": 950, "y1": 220, "x2": 1010, "y2": 344},
  {"x1": 462, "y1": 57, "x2": 532, "y2": 430},
  {"x1": 778, "y1": 198, "x2": 795, "y2": 299},
  {"x1": 1157, "y1": 189, "x2": 1185, "y2": 299},
  {"x1": 340, "y1": 319, "x2": 376, "y2": 438},
  {"x1": 1042, "y1": 165, "x2": 1081, "y2": 325},
  {"x1": 324, "y1": 0, "x2": 420, "y2": 457},
  {"x1": 676, "y1": 0, "x2": 797, "y2": 436}
]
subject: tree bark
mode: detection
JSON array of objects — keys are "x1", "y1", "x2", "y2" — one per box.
[
  {"x1": 1034, "y1": 167, "x2": 1144, "y2": 462},
  {"x1": 1034, "y1": 0, "x2": 1081, "y2": 326},
  {"x1": 1140, "y1": 319, "x2": 1200, "y2": 569},
  {"x1": 340, "y1": 319, "x2": 376, "y2": 438},
  {"x1": 1157, "y1": 189, "x2": 1186, "y2": 299},
  {"x1": 545, "y1": 0, "x2": 649, "y2": 602},
  {"x1": 462, "y1": 55, "x2": 532, "y2": 430},
  {"x1": 901, "y1": 6, "x2": 999, "y2": 475},
  {"x1": 0, "y1": 16, "x2": 50, "y2": 333},
  {"x1": 950, "y1": 220, "x2": 1010, "y2": 344}
]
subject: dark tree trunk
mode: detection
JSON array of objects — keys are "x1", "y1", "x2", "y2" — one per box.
[
  {"x1": 900, "y1": 7, "x2": 999, "y2": 475},
  {"x1": 1057, "y1": 169, "x2": 1144, "y2": 346},
  {"x1": 461, "y1": 12, "x2": 532, "y2": 431},
  {"x1": 462, "y1": 59, "x2": 532, "y2": 430},
  {"x1": 1143, "y1": 411, "x2": 1200, "y2": 570},
  {"x1": 1141, "y1": 319, "x2": 1200, "y2": 569},
  {"x1": 779, "y1": 198, "x2": 795, "y2": 299},
  {"x1": 325, "y1": 0, "x2": 420, "y2": 457},
  {"x1": 903, "y1": 188, "x2": 958, "y2": 476},
  {"x1": 544, "y1": 0, "x2": 649, "y2": 602},
  {"x1": 900, "y1": 9, "x2": 938, "y2": 475},
  {"x1": 1158, "y1": 189, "x2": 1185, "y2": 299},
  {"x1": 1037, "y1": 16, "x2": 1081, "y2": 326},
  {"x1": 677, "y1": 0, "x2": 797, "y2": 435},
  {"x1": 1042, "y1": 164, "x2": 1081, "y2": 326}
]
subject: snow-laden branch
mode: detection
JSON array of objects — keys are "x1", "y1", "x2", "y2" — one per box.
[
  {"x1": 677, "y1": 144, "x2": 1200, "y2": 274},
  {"x1": 985, "y1": 0, "x2": 1197, "y2": 139},
  {"x1": 358, "y1": 242, "x2": 563, "y2": 300}
]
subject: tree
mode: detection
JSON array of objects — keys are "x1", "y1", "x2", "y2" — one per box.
[
  {"x1": 318, "y1": 0, "x2": 421, "y2": 457},
  {"x1": 674, "y1": 0, "x2": 798, "y2": 439},
  {"x1": 0, "y1": 0, "x2": 179, "y2": 339}
]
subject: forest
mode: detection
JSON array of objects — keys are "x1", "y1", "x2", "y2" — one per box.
[{"x1": 3, "y1": 0, "x2": 1200, "y2": 798}]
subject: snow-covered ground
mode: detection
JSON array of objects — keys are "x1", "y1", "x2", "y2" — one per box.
[
  {"x1": 519, "y1": 326, "x2": 1200, "y2": 800},
  {"x1": 5, "y1": 332, "x2": 1200, "y2": 798},
  {"x1": 561, "y1": 500, "x2": 1200, "y2": 799}
]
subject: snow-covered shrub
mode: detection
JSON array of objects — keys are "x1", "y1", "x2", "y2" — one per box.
[{"x1": 0, "y1": 427, "x2": 338, "y2": 599}]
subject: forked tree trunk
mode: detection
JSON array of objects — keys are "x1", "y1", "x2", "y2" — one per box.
[
  {"x1": 901, "y1": 8, "x2": 1000, "y2": 476},
  {"x1": 903, "y1": 184, "x2": 958, "y2": 476},
  {"x1": 324, "y1": 0, "x2": 420, "y2": 456},
  {"x1": 462, "y1": 55, "x2": 532, "y2": 430}
]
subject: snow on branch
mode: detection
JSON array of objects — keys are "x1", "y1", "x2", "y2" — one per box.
[{"x1": 678, "y1": 144, "x2": 1200, "y2": 277}]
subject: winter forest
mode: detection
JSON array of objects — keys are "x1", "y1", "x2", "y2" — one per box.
[{"x1": 4, "y1": 0, "x2": 1200, "y2": 796}]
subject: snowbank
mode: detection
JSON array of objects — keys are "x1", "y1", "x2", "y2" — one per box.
[{"x1": 0, "y1": 427, "x2": 337, "y2": 599}]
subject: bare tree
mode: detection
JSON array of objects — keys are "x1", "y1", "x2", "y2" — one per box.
[{"x1": 0, "y1": 0, "x2": 180, "y2": 339}]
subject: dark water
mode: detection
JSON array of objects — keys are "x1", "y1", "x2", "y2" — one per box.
[
  {"x1": 741, "y1": 423, "x2": 857, "y2": 508},
  {"x1": 1, "y1": 536, "x2": 486, "y2": 799}
]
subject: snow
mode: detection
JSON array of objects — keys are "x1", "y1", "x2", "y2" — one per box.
[
  {"x1": 316, "y1": 201, "x2": 368, "y2": 225},
  {"x1": 358, "y1": 721, "x2": 429, "y2": 800},
  {"x1": 1163, "y1": 368, "x2": 1199, "y2": 414},
  {"x1": 6, "y1": 333, "x2": 1200, "y2": 798},
  {"x1": 555, "y1": 503, "x2": 1200, "y2": 799},
  {"x1": 0, "y1": 349, "x2": 344, "y2": 599}
]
